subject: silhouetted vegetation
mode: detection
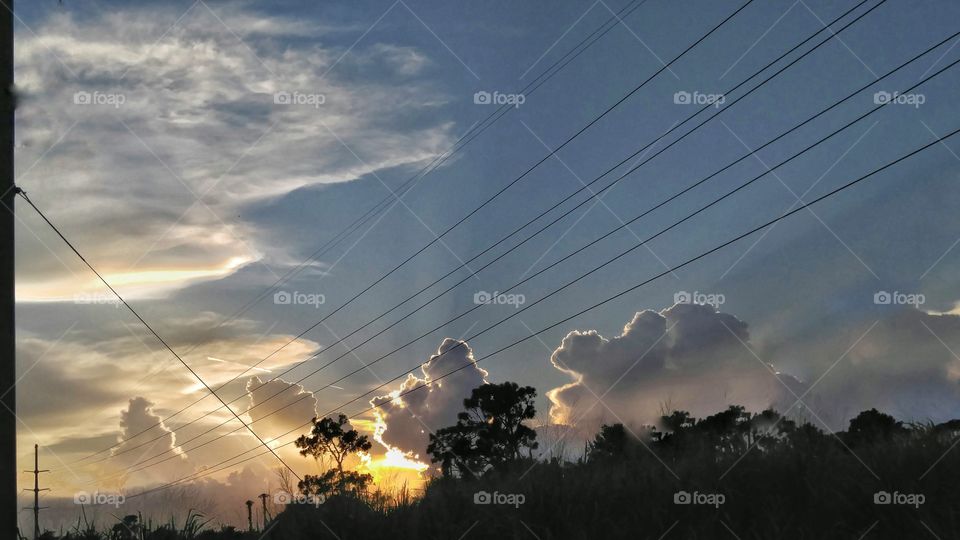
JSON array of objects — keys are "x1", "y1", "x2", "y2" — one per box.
[
  {"x1": 41, "y1": 383, "x2": 960, "y2": 539},
  {"x1": 294, "y1": 414, "x2": 373, "y2": 498},
  {"x1": 427, "y1": 382, "x2": 538, "y2": 478}
]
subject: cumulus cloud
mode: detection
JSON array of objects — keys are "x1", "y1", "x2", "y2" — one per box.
[
  {"x1": 13, "y1": 312, "x2": 321, "y2": 496},
  {"x1": 370, "y1": 338, "x2": 489, "y2": 458},
  {"x1": 107, "y1": 397, "x2": 193, "y2": 484},
  {"x1": 245, "y1": 376, "x2": 318, "y2": 440},
  {"x1": 14, "y1": 4, "x2": 455, "y2": 300},
  {"x1": 546, "y1": 304, "x2": 804, "y2": 429}
]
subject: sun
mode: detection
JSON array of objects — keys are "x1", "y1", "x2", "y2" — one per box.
[{"x1": 353, "y1": 402, "x2": 431, "y2": 491}]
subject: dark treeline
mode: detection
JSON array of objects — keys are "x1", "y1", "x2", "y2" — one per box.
[{"x1": 43, "y1": 382, "x2": 960, "y2": 540}]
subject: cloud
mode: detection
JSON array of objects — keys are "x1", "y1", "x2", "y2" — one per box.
[
  {"x1": 779, "y1": 306, "x2": 960, "y2": 426},
  {"x1": 13, "y1": 312, "x2": 322, "y2": 496},
  {"x1": 14, "y1": 4, "x2": 455, "y2": 300},
  {"x1": 107, "y1": 397, "x2": 193, "y2": 484},
  {"x1": 370, "y1": 338, "x2": 489, "y2": 458},
  {"x1": 546, "y1": 304, "x2": 804, "y2": 429},
  {"x1": 245, "y1": 376, "x2": 318, "y2": 440}
]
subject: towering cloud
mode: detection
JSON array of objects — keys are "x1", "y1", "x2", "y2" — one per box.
[
  {"x1": 107, "y1": 397, "x2": 193, "y2": 485},
  {"x1": 245, "y1": 376, "x2": 319, "y2": 440},
  {"x1": 370, "y1": 338, "x2": 489, "y2": 458},
  {"x1": 546, "y1": 304, "x2": 804, "y2": 429}
]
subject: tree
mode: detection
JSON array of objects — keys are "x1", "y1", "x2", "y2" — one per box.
[
  {"x1": 588, "y1": 424, "x2": 640, "y2": 461},
  {"x1": 427, "y1": 382, "x2": 538, "y2": 477},
  {"x1": 844, "y1": 408, "x2": 908, "y2": 446},
  {"x1": 295, "y1": 414, "x2": 373, "y2": 496}
]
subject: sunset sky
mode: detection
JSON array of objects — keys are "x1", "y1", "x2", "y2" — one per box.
[{"x1": 10, "y1": 0, "x2": 960, "y2": 529}]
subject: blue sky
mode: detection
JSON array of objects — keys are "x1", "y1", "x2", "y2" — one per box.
[{"x1": 10, "y1": 0, "x2": 960, "y2": 526}]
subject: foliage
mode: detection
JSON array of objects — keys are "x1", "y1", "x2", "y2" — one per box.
[
  {"x1": 294, "y1": 414, "x2": 373, "y2": 496},
  {"x1": 44, "y1": 391, "x2": 960, "y2": 540},
  {"x1": 427, "y1": 382, "x2": 538, "y2": 478}
]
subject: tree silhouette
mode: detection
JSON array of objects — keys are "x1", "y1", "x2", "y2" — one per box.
[
  {"x1": 588, "y1": 424, "x2": 641, "y2": 461},
  {"x1": 295, "y1": 414, "x2": 373, "y2": 497},
  {"x1": 844, "y1": 408, "x2": 908, "y2": 445},
  {"x1": 428, "y1": 382, "x2": 538, "y2": 478}
]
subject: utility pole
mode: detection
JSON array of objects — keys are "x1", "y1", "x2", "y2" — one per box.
[
  {"x1": 257, "y1": 493, "x2": 269, "y2": 530},
  {"x1": 0, "y1": 0, "x2": 17, "y2": 539},
  {"x1": 22, "y1": 446, "x2": 47, "y2": 540},
  {"x1": 245, "y1": 500, "x2": 253, "y2": 533}
]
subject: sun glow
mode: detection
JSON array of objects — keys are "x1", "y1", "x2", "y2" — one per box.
[
  {"x1": 357, "y1": 397, "x2": 430, "y2": 490},
  {"x1": 16, "y1": 256, "x2": 251, "y2": 302}
]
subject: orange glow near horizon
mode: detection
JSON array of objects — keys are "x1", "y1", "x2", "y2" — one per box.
[{"x1": 357, "y1": 393, "x2": 430, "y2": 491}]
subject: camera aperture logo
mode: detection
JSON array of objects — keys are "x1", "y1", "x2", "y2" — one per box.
[
  {"x1": 674, "y1": 290, "x2": 725, "y2": 308},
  {"x1": 473, "y1": 490, "x2": 525, "y2": 508},
  {"x1": 873, "y1": 91, "x2": 925, "y2": 108},
  {"x1": 274, "y1": 290, "x2": 326, "y2": 308},
  {"x1": 874, "y1": 490, "x2": 924, "y2": 508},
  {"x1": 474, "y1": 290, "x2": 525, "y2": 308},
  {"x1": 74, "y1": 491, "x2": 125, "y2": 508},
  {"x1": 673, "y1": 490, "x2": 725, "y2": 508},
  {"x1": 274, "y1": 490, "x2": 325, "y2": 507},
  {"x1": 473, "y1": 90, "x2": 525, "y2": 108},
  {"x1": 673, "y1": 90, "x2": 725, "y2": 108},
  {"x1": 274, "y1": 90, "x2": 326, "y2": 108},
  {"x1": 873, "y1": 290, "x2": 924, "y2": 307},
  {"x1": 73, "y1": 91, "x2": 126, "y2": 108}
]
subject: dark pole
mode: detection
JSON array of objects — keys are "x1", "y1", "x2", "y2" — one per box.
[
  {"x1": 258, "y1": 493, "x2": 269, "y2": 530},
  {"x1": 30, "y1": 446, "x2": 36, "y2": 540},
  {"x1": 0, "y1": 0, "x2": 17, "y2": 538},
  {"x1": 23, "y1": 445, "x2": 47, "y2": 540}
]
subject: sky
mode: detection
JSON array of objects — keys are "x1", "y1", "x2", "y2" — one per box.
[{"x1": 9, "y1": 0, "x2": 960, "y2": 529}]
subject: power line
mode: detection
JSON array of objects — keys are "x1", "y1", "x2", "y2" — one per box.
[
  {"x1": 14, "y1": 191, "x2": 302, "y2": 482},
  {"x1": 106, "y1": 33, "x2": 960, "y2": 479},
  {"x1": 127, "y1": 117, "x2": 960, "y2": 498},
  {"x1": 80, "y1": 0, "x2": 884, "y2": 472},
  {"x1": 84, "y1": 0, "x2": 881, "y2": 470},
  {"x1": 68, "y1": 0, "x2": 654, "y2": 466},
  {"x1": 237, "y1": 0, "x2": 758, "y2": 376},
  {"x1": 186, "y1": 0, "x2": 653, "y2": 347},
  {"x1": 222, "y1": 0, "x2": 882, "y2": 408},
  {"x1": 254, "y1": 37, "x2": 960, "y2": 440}
]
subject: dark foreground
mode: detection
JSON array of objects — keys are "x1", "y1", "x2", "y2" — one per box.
[{"x1": 45, "y1": 406, "x2": 960, "y2": 540}]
